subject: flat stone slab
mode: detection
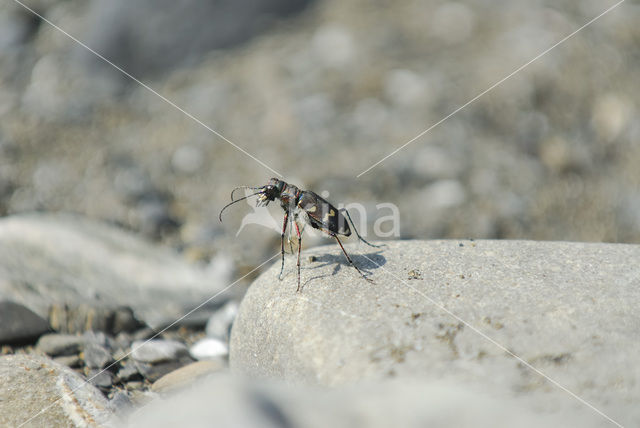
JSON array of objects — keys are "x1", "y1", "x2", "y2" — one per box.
[
  {"x1": 230, "y1": 240, "x2": 640, "y2": 427},
  {"x1": 0, "y1": 213, "x2": 231, "y2": 329},
  {"x1": 0, "y1": 354, "x2": 114, "y2": 427}
]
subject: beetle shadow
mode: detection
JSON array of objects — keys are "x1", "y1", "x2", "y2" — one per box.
[{"x1": 301, "y1": 250, "x2": 386, "y2": 287}]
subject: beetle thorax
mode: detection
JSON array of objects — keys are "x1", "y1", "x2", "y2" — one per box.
[{"x1": 278, "y1": 183, "x2": 300, "y2": 211}]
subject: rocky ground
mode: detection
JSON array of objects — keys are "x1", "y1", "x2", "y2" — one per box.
[
  {"x1": 0, "y1": 214, "x2": 236, "y2": 426},
  {"x1": 0, "y1": 0, "x2": 638, "y2": 426},
  {"x1": 1, "y1": 220, "x2": 638, "y2": 426}
]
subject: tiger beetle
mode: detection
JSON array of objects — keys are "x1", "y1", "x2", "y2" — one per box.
[{"x1": 219, "y1": 178, "x2": 384, "y2": 292}]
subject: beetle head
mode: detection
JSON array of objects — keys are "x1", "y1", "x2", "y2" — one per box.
[
  {"x1": 257, "y1": 178, "x2": 285, "y2": 206},
  {"x1": 219, "y1": 178, "x2": 286, "y2": 221}
]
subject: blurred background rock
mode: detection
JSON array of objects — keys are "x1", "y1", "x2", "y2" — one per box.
[{"x1": 0, "y1": 0, "x2": 637, "y2": 285}]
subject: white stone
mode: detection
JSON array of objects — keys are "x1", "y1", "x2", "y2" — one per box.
[{"x1": 189, "y1": 338, "x2": 228, "y2": 360}]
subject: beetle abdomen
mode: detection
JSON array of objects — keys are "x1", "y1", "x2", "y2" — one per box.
[{"x1": 298, "y1": 191, "x2": 351, "y2": 236}]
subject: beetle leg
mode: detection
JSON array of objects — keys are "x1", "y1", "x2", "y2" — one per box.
[
  {"x1": 294, "y1": 220, "x2": 302, "y2": 292},
  {"x1": 278, "y1": 212, "x2": 288, "y2": 280},
  {"x1": 340, "y1": 208, "x2": 386, "y2": 248},
  {"x1": 288, "y1": 214, "x2": 295, "y2": 255},
  {"x1": 334, "y1": 235, "x2": 373, "y2": 283}
]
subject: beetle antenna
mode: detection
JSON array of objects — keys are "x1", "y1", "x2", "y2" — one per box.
[
  {"x1": 231, "y1": 186, "x2": 263, "y2": 201},
  {"x1": 219, "y1": 191, "x2": 264, "y2": 222},
  {"x1": 341, "y1": 209, "x2": 386, "y2": 248}
]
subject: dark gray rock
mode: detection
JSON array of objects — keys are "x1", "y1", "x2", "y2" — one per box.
[
  {"x1": 230, "y1": 240, "x2": 640, "y2": 427},
  {"x1": 111, "y1": 306, "x2": 145, "y2": 334},
  {"x1": 36, "y1": 333, "x2": 85, "y2": 357},
  {"x1": 0, "y1": 214, "x2": 233, "y2": 329},
  {"x1": 0, "y1": 354, "x2": 114, "y2": 427},
  {"x1": 0, "y1": 300, "x2": 50, "y2": 344},
  {"x1": 87, "y1": 369, "x2": 114, "y2": 389}
]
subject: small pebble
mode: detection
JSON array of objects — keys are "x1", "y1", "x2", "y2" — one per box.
[
  {"x1": 130, "y1": 339, "x2": 189, "y2": 364},
  {"x1": 407, "y1": 269, "x2": 423, "y2": 280},
  {"x1": 87, "y1": 369, "x2": 114, "y2": 389}
]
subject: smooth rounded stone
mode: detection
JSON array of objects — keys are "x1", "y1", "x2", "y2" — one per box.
[
  {"x1": 129, "y1": 372, "x2": 601, "y2": 428},
  {"x1": 0, "y1": 213, "x2": 233, "y2": 329},
  {"x1": 0, "y1": 300, "x2": 50, "y2": 344},
  {"x1": 83, "y1": 342, "x2": 114, "y2": 369},
  {"x1": 131, "y1": 339, "x2": 189, "y2": 364},
  {"x1": 151, "y1": 360, "x2": 226, "y2": 394},
  {"x1": 189, "y1": 338, "x2": 228, "y2": 360},
  {"x1": 36, "y1": 333, "x2": 85, "y2": 357},
  {"x1": 205, "y1": 300, "x2": 239, "y2": 341},
  {"x1": 231, "y1": 240, "x2": 640, "y2": 426},
  {"x1": 0, "y1": 354, "x2": 115, "y2": 427}
]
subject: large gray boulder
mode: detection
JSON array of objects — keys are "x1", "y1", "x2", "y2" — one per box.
[
  {"x1": 0, "y1": 214, "x2": 232, "y2": 329},
  {"x1": 230, "y1": 240, "x2": 640, "y2": 426}
]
